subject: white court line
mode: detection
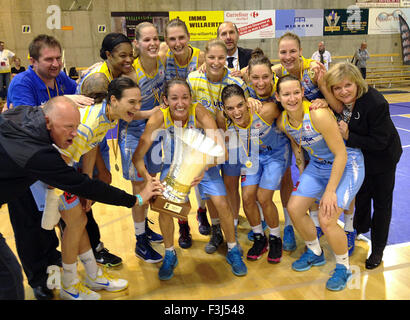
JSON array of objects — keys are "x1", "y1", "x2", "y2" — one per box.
[{"x1": 396, "y1": 127, "x2": 410, "y2": 133}]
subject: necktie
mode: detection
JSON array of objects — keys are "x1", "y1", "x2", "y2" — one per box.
[{"x1": 227, "y1": 57, "x2": 235, "y2": 69}]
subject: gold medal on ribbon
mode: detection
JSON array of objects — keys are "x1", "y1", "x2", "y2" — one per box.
[
  {"x1": 245, "y1": 160, "x2": 252, "y2": 168},
  {"x1": 308, "y1": 68, "x2": 315, "y2": 79}
]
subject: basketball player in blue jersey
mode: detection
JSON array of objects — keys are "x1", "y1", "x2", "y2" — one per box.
[
  {"x1": 133, "y1": 78, "x2": 247, "y2": 279},
  {"x1": 161, "y1": 18, "x2": 210, "y2": 247},
  {"x1": 118, "y1": 22, "x2": 166, "y2": 264},
  {"x1": 219, "y1": 84, "x2": 290, "y2": 264},
  {"x1": 276, "y1": 75, "x2": 364, "y2": 291},
  {"x1": 272, "y1": 32, "x2": 358, "y2": 246},
  {"x1": 163, "y1": 18, "x2": 205, "y2": 81},
  {"x1": 187, "y1": 39, "x2": 247, "y2": 254},
  {"x1": 240, "y1": 48, "x2": 296, "y2": 250}
]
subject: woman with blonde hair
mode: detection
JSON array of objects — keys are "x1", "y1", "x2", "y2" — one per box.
[
  {"x1": 324, "y1": 62, "x2": 402, "y2": 269},
  {"x1": 119, "y1": 22, "x2": 166, "y2": 264},
  {"x1": 187, "y1": 39, "x2": 248, "y2": 254},
  {"x1": 276, "y1": 74, "x2": 365, "y2": 291}
]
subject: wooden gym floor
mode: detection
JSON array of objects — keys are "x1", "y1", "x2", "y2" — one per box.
[{"x1": 0, "y1": 87, "x2": 409, "y2": 301}]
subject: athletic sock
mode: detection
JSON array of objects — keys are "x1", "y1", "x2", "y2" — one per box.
[
  {"x1": 211, "y1": 218, "x2": 220, "y2": 226},
  {"x1": 62, "y1": 262, "x2": 78, "y2": 288},
  {"x1": 134, "y1": 221, "x2": 145, "y2": 236},
  {"x1": 310, "y1": 210, "x2": 320, "y2": 227},
  {"x1": 305, "y1": 238, "x2": 322, "y2": 256},
  {"x1": 283, "y1": 208, "x2": 293, "y2": 227},
  {"x1": 335, "y1": 252, "x2": 349, "y2": 269},
  {"x1": 251, "y1": 224, "x2": 264, "y2": 235},
  {"x1": 344, "y1": 213, "x2": 354, "y2": 232},
  {"x1": 79, "y1": 249, "x2": 98, "y2": 279},
  {"x1": 227, "y1": 242, "x2": 236, "y2": 252},
  {"x1": 269, "y1": 226, "x2": 281, "y2": 238}
]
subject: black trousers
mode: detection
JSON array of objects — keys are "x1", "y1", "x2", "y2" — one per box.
[
  {"x1": 353, "y1": 165, "x2": 397, "y2": 254},
  {"x1": 359, "y1": 67, "x2": 367, "y2": 79},
  {"x1": 0, "y1": 232, "x2": 24, "y2": 300},
  {"x1": 7, "y1": 189, "x2": 101, "y2": 288}
]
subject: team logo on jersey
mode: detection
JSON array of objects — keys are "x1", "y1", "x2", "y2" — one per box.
[
  {"x1": 63, "y1": 192, "x2": 78, "y2": 204},
  {"x1": 293, "y1": 181, "x2": 300, "y2": 192}
]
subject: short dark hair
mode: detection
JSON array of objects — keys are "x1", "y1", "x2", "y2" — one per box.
[
  {"x1": 162, "y1": 77, "x2": 191, "y2": 102},
  {"x1": 107, "y1": 77, "x2": 140, "y2": 103},
  {"x1": 29, "y1": 34, "x2": 62, "y2": 61},
  {"x1": 247, "y1": 48, "x2": 272, "y2": 74},
  {"x1": 221, "y1": 84, "x2": 245, "y2": 105},
  {"x1": 276, "y1": 74, "x2": 301, "y2": 94},
  {"x1": 100, "y1": 32, "x2": 131, "y2": 60}
]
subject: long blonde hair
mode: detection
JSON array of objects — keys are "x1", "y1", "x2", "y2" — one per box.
[{"x1": 325, "y1": 62, "x2": 368, "y2": 99}]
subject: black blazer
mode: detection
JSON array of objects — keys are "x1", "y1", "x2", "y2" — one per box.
[
  {"x1": 238, "y1": 47, "x2": 253, "y2": 69},
  {"x1": 346, "y1": 86, "x2": 402, "y2": 174}
]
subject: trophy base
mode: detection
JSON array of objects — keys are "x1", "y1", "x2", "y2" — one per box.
[{"x1": 150, "y1": 196, "x2": 191, "y2": 221}]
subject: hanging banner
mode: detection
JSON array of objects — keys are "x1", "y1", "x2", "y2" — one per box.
[
  {"x1": 169, "y1": 11, "x2": 224, "y2": 41},
  {"x1": 368, "y1": 8, "x2": 410, "y2": 34},
  {"x1": 323, "y1": 7, "x2": 369, "y2": 35},
  {"x1": 111, "y1": 12, "x2": 169, "y2": 40},
  {"x1": 398, "y1": 14, "x2": 410, "y2": 64},
  {"x1": 355, "y1": 0, "x2": 400, "y2": 7},
  {"x1": 275, "y1": 9, "x2": 323, "y2": 37},
  {"x1": 224, "y1": 10, "x2": 275, "y2": 39}
]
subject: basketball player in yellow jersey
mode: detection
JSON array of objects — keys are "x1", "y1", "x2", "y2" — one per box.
[
  {"x1": 162, "y1": 18, "x2": 205, "y2": 81},
  {"x1": 78, "y1": 33, "x2": 135, "y2": 102},
  {"x1": 160, "y1": 18, "x2": 209, "y2": 248}
]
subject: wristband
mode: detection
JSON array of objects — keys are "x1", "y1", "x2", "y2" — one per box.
[{"x1": 136, "y1": 194, "x2": 143, "y2": 206}]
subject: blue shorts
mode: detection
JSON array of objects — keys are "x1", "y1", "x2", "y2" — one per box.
[
  {"x1": 240, "y1": 154, "x2": 287, "y2": 190},
  {"x1": 58, "y1": 192, "x2": 80, "y2": 212},
  {"x1": 292, "y1": 152, "x2": 365, "y2": 210},
  {"x1": 197, "y1": 166, "x2": 227, "y2": 200},
  {"x1": 222, "y1": 161, "x2": 242, "y2": 176},
  {"x1": 118, "y1": 121, "x2": 162, "y2": 181},
  {"x1": 222, "y1": 146, "x2": 242, "y2": 176}
]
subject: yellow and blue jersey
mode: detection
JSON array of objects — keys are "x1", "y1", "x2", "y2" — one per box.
[
  {"x1": 165, "y1": 45, "x2": 201, "y2": 80},
  {"x1": 247, "y1": 76, "x2": 278, "y2": 103},
  {"x1": 60, "y1": 100, "x2": 116, "y2": 162},
  {"x1": 187, "y1": 69, "x2": 248, "y2": 118},
  {"x1": 76, "y1": 61, "x2": 113, "y2": 94},
  {"x1": 282, "y1": 56, "x2": 323, "y2": 101}
]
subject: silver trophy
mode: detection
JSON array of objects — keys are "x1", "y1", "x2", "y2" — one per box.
[{"x1": 151, "y1": 128, "x2": 224, "y2": 220}]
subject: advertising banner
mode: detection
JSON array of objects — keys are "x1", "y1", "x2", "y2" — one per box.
[
  {"x1": 275, "y1": 9, "x2": 323, "y2": 37},
  {"x1": 355, "y1": 0, "x2": 400, "y2": 7},
  {"x1": 224, "y1": 10, "x2": 275, "y2": 39},
  {"x1": 323, "y1": 7, "x2": 369, "y2": 35},
  {"x1": 398, "y1": 14, "x2": 410, "y2": 64},
  {"x1": 368, "y1": 8, "x2": 410, "y2": 34},
  {"x1": 169, "y1": 11, "x2": 224, "y2": 41}
]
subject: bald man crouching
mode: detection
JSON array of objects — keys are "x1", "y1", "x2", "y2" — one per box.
[{"x1": 0, "y1": 96, "x2": 163, "y2": 300}]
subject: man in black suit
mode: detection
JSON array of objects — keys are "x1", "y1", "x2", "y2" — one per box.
[{"x1": 217, "y1": 22, "x2": 252, "y2": 78}]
